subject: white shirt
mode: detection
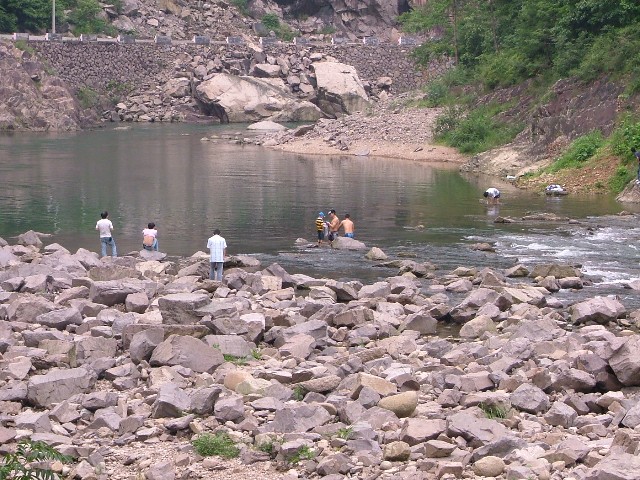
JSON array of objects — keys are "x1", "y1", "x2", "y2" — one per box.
[
  {"x1": 142, "y1": 228, "x2": 158, "y2": 239},
  {"x1": 485, "y1": 187, "x2": 500, "y2": 197},
  {"x1": 96, "y1": 219, "x2": 114, "y2": 238},
  {"x1": 207, "y1": 234, "x2": 227, "y2": 262}
]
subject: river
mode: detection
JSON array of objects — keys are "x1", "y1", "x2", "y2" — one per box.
[{"x1": 1, "y1": 123, "x2": 639, "y2": 307}]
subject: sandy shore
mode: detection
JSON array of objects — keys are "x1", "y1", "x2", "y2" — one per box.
[{"x1": 272, "y1": 138, "x2": 467, "y2": 164}]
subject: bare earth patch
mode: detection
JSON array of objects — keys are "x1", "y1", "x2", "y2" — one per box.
[{"x1": 515, "y1": 155, "x2": 622, "y2": 194}]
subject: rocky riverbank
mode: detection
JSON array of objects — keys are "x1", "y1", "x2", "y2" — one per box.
[
  {"x1": 254, "y1": 91, "x2": 467, "y2": 163},
  {"x1": 1, "y1": 230, "x2": 640, "y2": 480}
]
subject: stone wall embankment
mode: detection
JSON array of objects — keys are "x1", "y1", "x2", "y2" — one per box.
[{"x1": 33, "y1": 42, "x2": 426, "y2": 94}]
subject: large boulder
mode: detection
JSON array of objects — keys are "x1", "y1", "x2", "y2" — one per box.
[
  {"x1": 27, "y1": 368, "x2": 97, "y2": 407},
  {"x1": 609, "y1": 336, "x2": 640, "y2": 386},
  {"x1": 194, "y1": 74, "x2": 324, "y2": 123},
  {"x1": 150, "y1": 335, "x2": 224, "y2": 373},
  {"x1": 570, "y1": 296, "x2": 626, "y2": 324},
  {"x1": 311, "y1": 61, "x2": 369, "y2": 117}
]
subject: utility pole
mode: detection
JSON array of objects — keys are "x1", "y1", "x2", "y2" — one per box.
[{"x1": 52, "y1": 0, "x2": 56, "y2": 33}]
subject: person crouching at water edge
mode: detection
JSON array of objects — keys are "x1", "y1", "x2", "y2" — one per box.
[
  {"x1": 483, "y1": 187, "x2": 500, "y2": 205},
  {"x1": 206, "y1": 228, "x2": 227, "y2": 281},
  {"x1": 142, "y1": 222, "x2": 159, "y2": 251},
  {"x1": 340, "y1": 213, "x2": 355, "y2": 238}
]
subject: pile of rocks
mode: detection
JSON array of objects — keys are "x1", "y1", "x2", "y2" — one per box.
[
  {"x1": 256, "y1": 91, "x2": 441, "y2": 151},
  {"x1": 1, "y1": 230, "x2": 640, "y2": 480}
]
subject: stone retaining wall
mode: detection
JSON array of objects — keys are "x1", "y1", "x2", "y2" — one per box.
[{"x1": 33, "y1": 42, "x2": 427, "y2": 94}]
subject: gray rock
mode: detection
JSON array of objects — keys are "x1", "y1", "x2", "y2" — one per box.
[
  {"x1": 158, "y1": 293, "x2": 210, "y2": 325},
  {"x1": 609, "y1": 336, "x2": 640, "y2": 386},
  {"x1": 446, "y1": 412, "x2": 510, "y2": 448},
  {"x1": 130, "y1": 327, "x2": 165, "y2": 364},
  {"x1": 267, "y1": 403, "x2": 332, "y2": 433},
  {"x1": 544, "y1": 401, "x2": 578, "y2": 428},
  {"x1": 150, "y1": 335, "x2": 224, "y2": 373},
  {"x1": 571, "y1": 296, "x2": 626, "y2": 324},
  {"x1": 510, "y1": 384, "x2": 550, "y2": 414},
  {"x1": 213, "y1": 394, "x2": 245, "y2": 422},
  {"x1": 27, "y1": 367, "x2": 97, "y2": 407},
  {"x1": 151, "y1": 383, "x2": 191, "y2": 418}
]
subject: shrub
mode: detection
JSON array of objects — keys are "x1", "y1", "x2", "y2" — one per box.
[
  {"x1": 0, "y1": 439, "x2": 72, "y2": 480},
  {"x1": 335, "y1": 427, "x2": 353, "y2": 440},
  {"x1": 76, "y1": 86, "x2": 99, "y2": 109},
  {"x1": 192, "y1": 433, "x2": 240, "y2": 459},
  {"x1": 479, "y1": 403, "x2": 509, "y2": 419},
  {"x1": 288, "y1": 445, "x2": 315, "y2": 464},
  {"x1": 261, "y1": 13, "x2": 280, "y2": 31},
  {"x1": 66, "y1": 0, "x2": 110, "y2": 34},
  {"x1": 230, "y1": 0, "x2": 248, "y2": 16},
  {"x1": 545, "y1": 131, "x2": 604, "y2": 173},
  {"x1": 435, "y1": 105, "x2": 522, "y2": 155},
  {"x1": 292, "y1": 385, "x2": 306, "y2": 401},
  {"x1": 223, "y1": 354, "x2": 247, "y2": 365},
  {"x1": 610, "y1": 116, "x2": 640, "y2": 159},
  {"x1": 609, "y1": 164, "x2": 635, "y2": 193}
]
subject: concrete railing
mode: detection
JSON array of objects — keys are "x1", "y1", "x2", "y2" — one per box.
[{"x1": 1, "y1": 32, "x2": 421, "y2": 47}]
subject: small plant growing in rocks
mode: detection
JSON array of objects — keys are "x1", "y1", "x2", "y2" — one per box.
[
  {"x1": 288, "y1": 445, "x2": 315, "y2": 464},
  {"x1": 0, "y1": 439, "x2": 72, "y2": 480},
  {"x1": 292, "y1": 385, "x2": 306, "y2": 401},
  {"x1": 191, "y1": 433, "x2": 240, "y2": 459},
  {"x1": 256, "y1": 441, "x2": 274, "y2": 455},
  {"x1": 251, "y1": 348, "x2": 262, "y2": 360},
  {"x1": 335, "y1": 427, "x2": 354, "y2": 440},
  {"x1": 222, "y1": 354, "x2": 248, "y2": 365},
  {"x1": 479, "y1": 402, "x2": 509, "y2": 419}
]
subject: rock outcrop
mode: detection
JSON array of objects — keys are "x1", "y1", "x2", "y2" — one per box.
[
  {"x1": 194, "y1": 73, "x2": 324, "y2": 123},
  {"x1": 0, "y1": 43, "x2": 85, "y2": 131}
]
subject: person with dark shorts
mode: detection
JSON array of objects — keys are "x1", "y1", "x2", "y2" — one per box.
[{"x1": 315, "y1": 212, "x2": 326, "y2": 244}]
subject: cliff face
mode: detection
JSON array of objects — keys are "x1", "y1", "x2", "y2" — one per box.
[
  {"x1": 249, "y1": 0, "x2": 411, "y2": 38},
  {"x1": 0, "y1": 42, "x2": 88, "y2": 131}
]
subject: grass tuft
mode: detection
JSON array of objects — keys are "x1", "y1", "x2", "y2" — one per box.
[{"x1": 192, "y1": 432, "x2": 240, "y2": 459}]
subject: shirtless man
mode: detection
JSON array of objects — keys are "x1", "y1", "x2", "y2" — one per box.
[
  {"x1": 339, "y1": 213, "x2": 355, "y2": 238},
  {"x1": 327, "y1": 209, "x2": 340, "y2": 241}
]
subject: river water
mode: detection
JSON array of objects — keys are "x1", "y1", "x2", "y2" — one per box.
[{"x1": 1, "y1": 123, "x2": 639, "y2": 307}]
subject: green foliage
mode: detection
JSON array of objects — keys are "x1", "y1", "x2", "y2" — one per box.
[
  {"x1": 609, "y1": 165, "x2": 635, "y2": 193},
  {"x1": 479, "y1": 403, "x2": 509, "y2": 420},
  {"x1": 288, "y1": 445, "x2": 316, "y2": 464},
  {"x1": 335, "y1": 427, "x2": 353, "y2": 440},
  {"x1": 230, "y1": 0, "x2": 249, "y2": 16},
  {"x1": 192, "y1": 433, "x2": 240, "y2": 459},
  {"x1": 292, "y1": 385, "x2": 306, "y2": 401},
  {"x1": 261, "y1": 13, "x2": 280, "y2": 31},
  {"x1": 398, "y1": 0, "x2": 640, "y2": 90},
  {"x1": 0, "y1": 0, "x2": 51, "y2": 33},
  {"x1": 610, "y1": 116, "x2": 640, "y2": 159},
  {"x1": 223, "y1": 354, "x2": 248, "y2": 365},
  {"x1": 14, "y1": 40, "x2": 35, "y2": 55},
  {"x1": 0, "y1": 439, "x2": 72, "y2": 480},
  {"x1": 544, "y1": 131, "x2": 604, "y2": 173},
  {"x1": 256, "y1": 441, "x2": 274, "y2": 455},
  {"x1": 435, "y1": 104, "x2": 522, "y2": 154},
  {"x1": 250, "y1": 348, "x2": 262, "y2": 360},
  {"x1": 318, "y1": 25, "x2": 336, "y2": 35},
  {"x1": 76, "y1": 86, "x2": 99, "y2": 109},
  {"x1": 259, "y1": 13, "x2": 296, "y2": 41},
  {"x1": 65, "y1": 0, "x2": 110, "y2": 34}
]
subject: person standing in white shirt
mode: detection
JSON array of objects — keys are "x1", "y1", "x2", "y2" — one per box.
[
  {"x1": 96, "y1": 211, "x2": 117, "y2": 258},
  {"x1": 206, "y1": 229, "x2": 227, "y2": 281}
]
